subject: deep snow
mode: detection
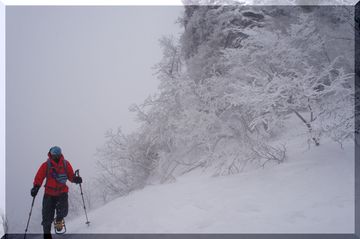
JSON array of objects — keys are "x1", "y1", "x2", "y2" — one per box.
[{"x1": 67, "y1": 135, "x2": 354, "y2": 233}]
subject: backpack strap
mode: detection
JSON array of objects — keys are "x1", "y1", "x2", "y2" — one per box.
[
  {"x1": 44, "y1": 159, "x2": 51, "y2": 188},
  {"x1": 63, "y1": 159, "x2": 67, "y2": 176}
]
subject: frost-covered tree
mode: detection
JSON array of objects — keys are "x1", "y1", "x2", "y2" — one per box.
[
  {"x1": 219, "y1": 7, "x2": 354, "y2": 146},
  {"x1": 96, "y1": 128, "x2": 159, "y2": 195},
  {"x1": 203, "y1": 6, "x2": 347, "y2": 156},
  {"x1": 134, "y1": 6, "x2": 292, "y2": 177}
]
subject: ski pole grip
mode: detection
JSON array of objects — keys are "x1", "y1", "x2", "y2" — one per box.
[{"x1": 75, "y1": 169, "x2": 80, "y2": 177}]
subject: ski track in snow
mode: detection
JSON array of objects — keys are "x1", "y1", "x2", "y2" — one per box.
[{"x1": 67, "y1": 117, "x2": 355, "y2": 233}]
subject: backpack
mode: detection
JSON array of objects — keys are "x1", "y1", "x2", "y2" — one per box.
[{"x1": 45, "y1": 159, "x2": 68, "y2": 185}]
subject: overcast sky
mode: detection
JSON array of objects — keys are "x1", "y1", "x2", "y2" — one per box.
[{"x1": 6, "y1": 6, "x2": 183, "y2": 232}]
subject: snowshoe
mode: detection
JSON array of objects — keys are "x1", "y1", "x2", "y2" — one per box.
[{"x1": 54, "y1": 218, "x2": 66, "y2": 235}]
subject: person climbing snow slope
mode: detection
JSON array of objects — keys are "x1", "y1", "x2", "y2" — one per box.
[{"x1": 30, "y1": 146, "x2": 82, "y2": 239}]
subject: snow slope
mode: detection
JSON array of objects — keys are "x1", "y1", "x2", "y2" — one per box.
[{"x1": 68, "y1": 137, "x2": 354, "y2": 233}]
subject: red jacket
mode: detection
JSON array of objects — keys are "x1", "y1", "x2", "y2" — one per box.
[{"x1": 33, "y1": 153, "x2": 75, "y2": 196}]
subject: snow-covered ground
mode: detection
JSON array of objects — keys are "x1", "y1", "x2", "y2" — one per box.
[{"x1": 68, "y1": 133, "x2": 354, "y2": 233}]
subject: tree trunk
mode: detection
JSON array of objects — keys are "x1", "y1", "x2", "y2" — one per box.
[{"x1": 293, "y1": 110, "x2": 320, "y2": 146}]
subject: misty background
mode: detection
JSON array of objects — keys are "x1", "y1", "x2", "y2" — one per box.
[{"x1": 6, "y1": 6, "x2": 182, "y2": 232}]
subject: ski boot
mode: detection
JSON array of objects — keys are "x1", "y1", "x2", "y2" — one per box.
[{"x1": 54, "y1": 218, "x2": 66, "y2": 235}]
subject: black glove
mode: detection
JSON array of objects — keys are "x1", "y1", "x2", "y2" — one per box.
[
  {"x1": 31, "y1": 185, "x2": 40, "y2": 197},
  {"x1": 73, "y1": 176, "x2": 82, "y2": 184}
]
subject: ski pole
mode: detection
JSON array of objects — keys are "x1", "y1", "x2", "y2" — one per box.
[
  {"x1": 75, "y1": 169, "x2": 90, "y2": 226},
  {"x1": 24, "y1": 196, "x2": 36, "y2": 239}
]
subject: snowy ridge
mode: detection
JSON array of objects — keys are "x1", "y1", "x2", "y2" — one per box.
[{"x1": 68, "y1": 138, "x2": 354, "y2": 233}]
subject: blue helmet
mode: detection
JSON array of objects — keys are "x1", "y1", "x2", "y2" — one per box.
[{"x1": 49, "y1": 146, "x2": 62, "y2": 156}]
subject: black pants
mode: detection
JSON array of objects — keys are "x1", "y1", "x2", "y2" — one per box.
[{"x1": 42, "y1": 192, "x2": 68, "y2": 234}]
